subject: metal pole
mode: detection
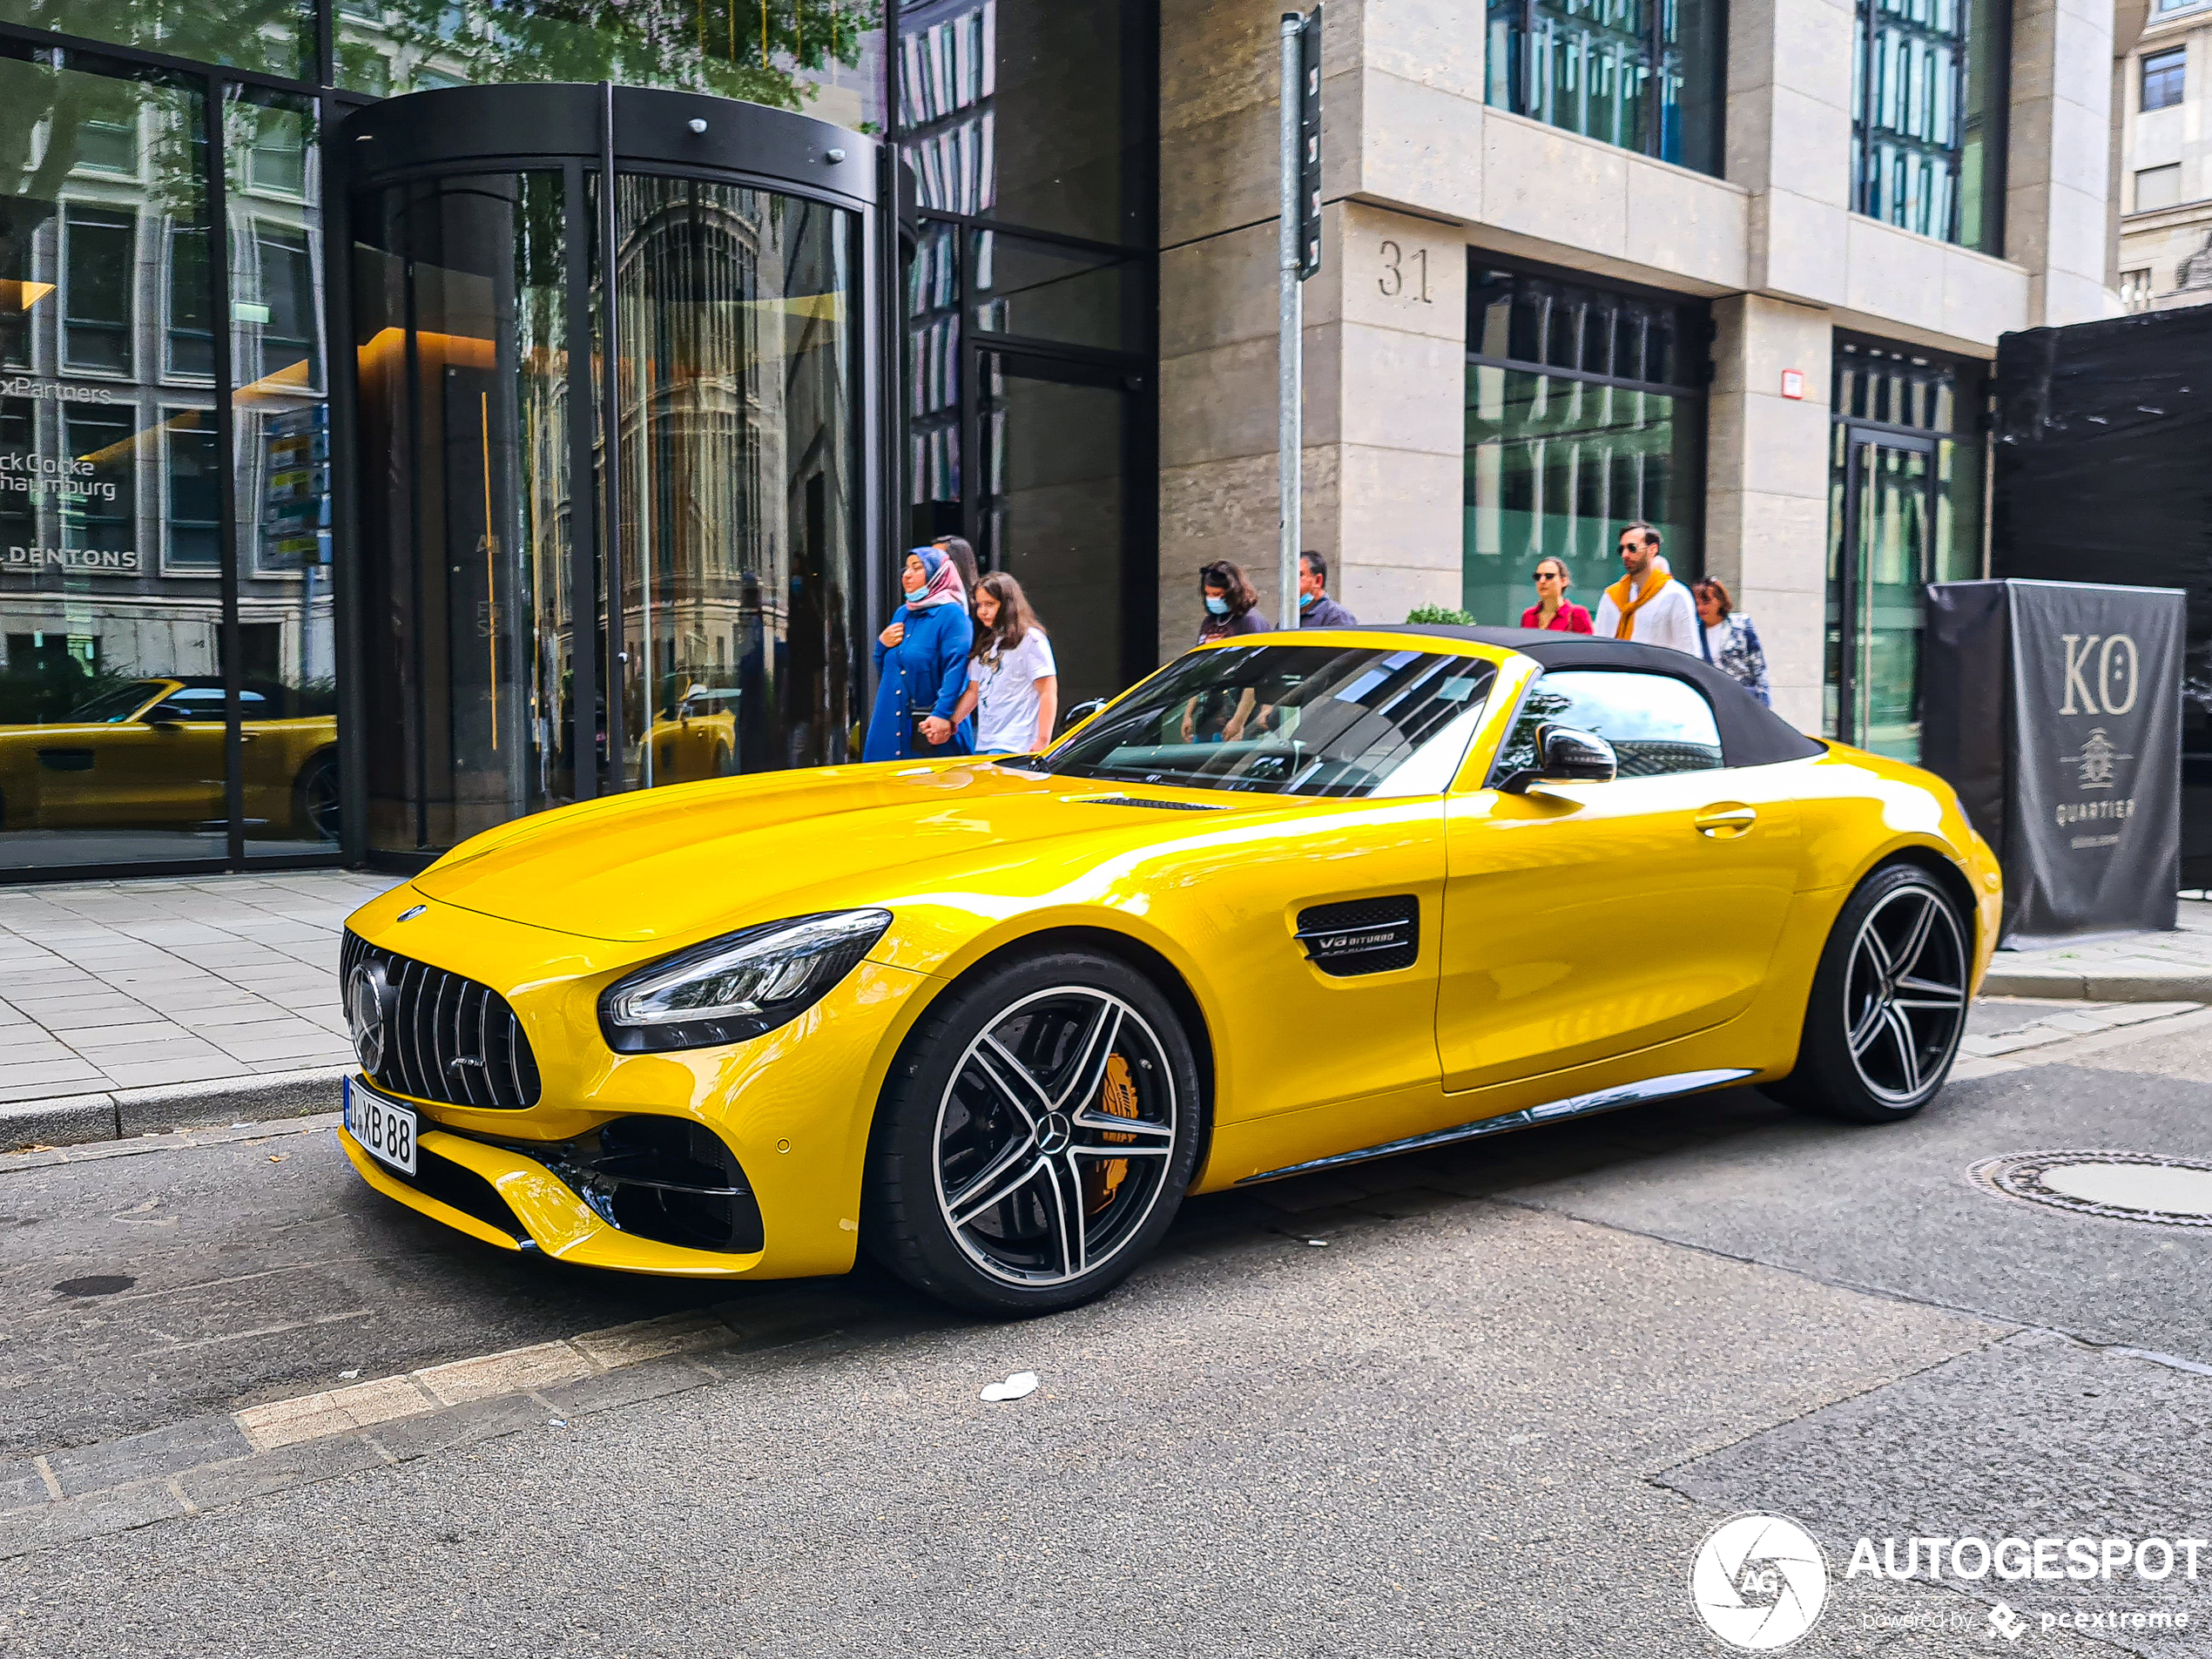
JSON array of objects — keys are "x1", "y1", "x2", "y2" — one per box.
[{"x1": 1278, "y1": 12, "x2": 1302, "y2": 632}]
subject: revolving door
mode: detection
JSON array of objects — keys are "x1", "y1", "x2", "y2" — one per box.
[{"x1": 339, "y1": 84, "x2": 887, "y2": 860}]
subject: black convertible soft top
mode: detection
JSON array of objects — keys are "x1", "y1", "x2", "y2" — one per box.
[{"x1": 1350, "y1": 624, "x2": 1828, "y2": 771}]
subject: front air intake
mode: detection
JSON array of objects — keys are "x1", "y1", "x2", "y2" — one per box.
[{"x1": 1295, "y1": 896, "x2": 1420, "y2": 976}]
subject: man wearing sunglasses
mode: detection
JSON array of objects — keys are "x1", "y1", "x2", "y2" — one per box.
[
  {"x1": 1591, "y1": 521, "x2": 1699, "y2": 654},
  {"x1": 1519, "y1": 556, "x2": 1593, "y2": 633}
]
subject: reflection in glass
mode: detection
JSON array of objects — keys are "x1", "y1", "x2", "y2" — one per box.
[
  {"x1": 334, "y1": 2, "x2": 881, "y2": 125},
  {"x1": 0, "y1": 1, "x2": 315, "y2": 81},
  {"x1": 354, "y1": 170, "x2": 576, "y2": 853},
  {"x1": 899, "y1": 0, "x2": 1143, "y2": 244},
  {"x1": 1484, "y1": 0, "x2": 1725, "y2": 176},
  {"x1": 1851, "y1": 0, "x2": 2007, "y2": 252},
  {"x1": 970, "y1": 230, "x2": 1136, "y2": 354},
  {"x1": 1461, "y1": 366, "x2": 1696, "y2": 626},
  {"x1": 230, "y1": 88, "x2": 335, "y2": 854},
  {"x1": 0, "y1": 58, "x2": 233, "y2": 868},
  {"x1": 608, "y1": 175, "x2": 861, "y2": 789},
  {"x1": 907, "y1": 219, "x2": 960, "y2": 542}
]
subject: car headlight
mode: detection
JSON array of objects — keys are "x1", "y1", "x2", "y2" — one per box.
[{"x1": 598, "y1": 909, "x2": 893, "y2": 1054}]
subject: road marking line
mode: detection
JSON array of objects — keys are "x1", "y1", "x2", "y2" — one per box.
[{"x1": 233, "y1": 1311, "x2": 740, "y2": 1452}]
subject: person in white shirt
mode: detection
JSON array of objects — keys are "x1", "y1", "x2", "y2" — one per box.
[
  {"x1": 954, "y1": 571, "x2": 1059, "y2": 754},
  {"x1": 1591, "y1": 520, "x2": 1700, "y2": 655}
]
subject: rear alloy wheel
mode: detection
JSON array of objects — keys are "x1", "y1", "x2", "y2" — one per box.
[
  {"x1": 865, "y1": 951, "x2": 1203, "y2": 1315},
  {"x1": 1770, "y1": 862, "x2": 1971, "y2": 1123},
  {"x1": 295, "y1": 752, "x2": 341, "y2": 841}
]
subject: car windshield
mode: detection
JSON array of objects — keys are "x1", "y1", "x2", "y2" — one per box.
[
  {"x1": 66, "y1": 681, "x2": 165, "y2": 723},
  {"x1": 1040, "y1": 644, "x2": 1497, "y2": 798}
]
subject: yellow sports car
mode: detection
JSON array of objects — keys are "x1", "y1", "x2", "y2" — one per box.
[
  {"x1": 0, "y1": 677, "x2": 338, "y2": 840},
  {"x1": 338, "y1": 626, "x2": 2000, "y2": 1314}
]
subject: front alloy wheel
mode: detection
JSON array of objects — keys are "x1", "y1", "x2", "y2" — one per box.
[
  {"x1": 1770, "y1": 862, "x2": 1970, "y2": 1123},
  {"x1": 867, "y1": 951, "x2": 1203, "y2": 1314}
]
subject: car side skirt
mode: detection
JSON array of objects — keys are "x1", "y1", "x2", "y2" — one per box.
[{"x1": 1233, "y1": 1067, "x2": 1757, "y2": 1184}]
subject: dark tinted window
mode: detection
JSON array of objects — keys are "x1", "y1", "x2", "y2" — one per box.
[
  {"x1": 1045, "y1": 645, "x2": 1497, "y2": 798},
  {"x1": 1492, "y1": 669, "x2": 1723, "y2": 781}
]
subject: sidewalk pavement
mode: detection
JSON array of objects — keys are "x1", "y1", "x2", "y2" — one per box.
[
  {"x1": 0, "y1": 872, "x2": 2205, "y2": 1151},
  {"x1": 1982, "y1": 898, "x2": 2212, "y2": 1001},
  {"x1": 0, "y1": 870, "x2": 401, "y2": 1147}
]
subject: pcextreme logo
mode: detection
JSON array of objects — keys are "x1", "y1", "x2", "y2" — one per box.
[{"x1": 1689, "y1": 1513, "x2": 1830, "y2": 1650}]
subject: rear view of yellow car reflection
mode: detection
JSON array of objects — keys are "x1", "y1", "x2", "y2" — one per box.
[
  {"x1": 644, "y1": 679, "x2": 739, "y2": 784},
  {"x1": 0, "y1": 678, "x2": 338, "y2": 839}
]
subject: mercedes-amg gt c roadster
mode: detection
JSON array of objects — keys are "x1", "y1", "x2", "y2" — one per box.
[{"x1": 338, "y1": 625, "x2": 2000, "y2": 1313}]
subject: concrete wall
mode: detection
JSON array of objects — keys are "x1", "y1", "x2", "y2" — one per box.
[{"x1": 1157, "y1": 0, "x2": 2117, "y2": 725}]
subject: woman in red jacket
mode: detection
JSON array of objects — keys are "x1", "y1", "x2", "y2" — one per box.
[{"x1": 1520, "y1": 556, "x2": 1594, "y2": 632}]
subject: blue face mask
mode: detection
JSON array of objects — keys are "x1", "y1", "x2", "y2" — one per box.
[
  {"x1": 1298, "y1": 590, "x2": 1316, "y2": 609},
  {"x1": 1204, "y1": 595, "x2": 1229, "y2": 616}
]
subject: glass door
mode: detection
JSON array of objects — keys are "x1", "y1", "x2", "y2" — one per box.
[
  {"x1": 974, "y1": 349, "x2": 1136, "y2": 711},
  {"x1": 608, "y1": 173, "x2": 861, "y2": 792},
  {"x1": 1828, "y1": 428, "x2": 1935, "y2": 759}
]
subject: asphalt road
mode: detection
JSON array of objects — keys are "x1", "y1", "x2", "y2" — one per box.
[{"x1": 1, "y1": 1008, "x2": 2208, "y2": 1657}]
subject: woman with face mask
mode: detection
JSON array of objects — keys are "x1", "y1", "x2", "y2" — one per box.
[
  {"x1": 863, "y1": 547, "x2": 977, "y2": 761},
  {"x1": 1195, "y1": 560, "x2": 1270, "y2": 644}
]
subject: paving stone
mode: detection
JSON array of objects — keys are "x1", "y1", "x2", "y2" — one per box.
[
  {"x1": 365, "y1": 1394, "x2": 553, "y2": 1462},
  {"x1": 45, "y1": 1414, "x2": 254, "y2": 1498},
  {"x1": 537, "y1": 1354, "x2": 718, "y2": 1420}
]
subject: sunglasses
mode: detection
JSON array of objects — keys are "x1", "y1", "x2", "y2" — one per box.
[{"x1": 1533, "y1": 569, "x2": 1564, "y2": 580}]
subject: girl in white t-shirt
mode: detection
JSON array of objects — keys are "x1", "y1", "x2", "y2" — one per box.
[{"x1": 954, "y1": 572, "x2": 1059, "y2": 755}]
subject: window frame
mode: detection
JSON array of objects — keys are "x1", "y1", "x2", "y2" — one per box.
[{"x1": 2142, "y1": 45, "x2": 2187, "y2": 112}]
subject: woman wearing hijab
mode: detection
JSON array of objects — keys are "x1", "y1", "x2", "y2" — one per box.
[{"x1": 864, "y1": 547, "x2": 976, "y2": 761}]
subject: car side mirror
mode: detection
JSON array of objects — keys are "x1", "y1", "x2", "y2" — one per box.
[
  {"x1": 143, "y1": 705, "x2": 189, "y2": 730},
  {"x1": 1058, "y1": 697, "x2": 1109, "y2": 737},
  {"x1": 1500, "y1": 724, "x2": 1616, "y2": 793}
]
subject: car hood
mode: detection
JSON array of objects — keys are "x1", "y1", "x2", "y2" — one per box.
[{"x1": 410, "y1": 761, "x2": 1262, "y2": 945}]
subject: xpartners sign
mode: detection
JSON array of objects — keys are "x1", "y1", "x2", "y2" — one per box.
[{"x1": 1924, "y1": 580, "x2": 2184, "y2": 944}]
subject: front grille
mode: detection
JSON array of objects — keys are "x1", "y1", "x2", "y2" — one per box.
[{"x1": 341, "y1": 930, "x2": 543, "y2": 1109}]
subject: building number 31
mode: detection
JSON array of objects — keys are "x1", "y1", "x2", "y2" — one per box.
[{"x1": 1379, "y1": 239, "x2": 1433, "y2": 303}]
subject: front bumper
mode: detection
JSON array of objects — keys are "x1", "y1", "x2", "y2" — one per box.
[{"x1": 337, "y1": 886, "x2": 941, "y2": 1279}]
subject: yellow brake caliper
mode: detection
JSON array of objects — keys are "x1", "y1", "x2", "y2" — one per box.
[{"x1": 1086, "y1": 1051, "x2": 1141, "y2": 1213}]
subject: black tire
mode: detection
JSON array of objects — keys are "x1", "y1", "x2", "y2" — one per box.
[
  {"x1": 1765, "y1": 861, "x2": 1973, "y2": 1123},
  {"x1": 294, "y1": 751, "x2": 341, "y2": 841},
  {"x1": 863, "y1": 948, "x2": 1204, "y2": 1316}
]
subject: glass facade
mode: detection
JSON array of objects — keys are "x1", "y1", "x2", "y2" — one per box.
[
  {"x1": 898, "y1": 0, "x2": 1155, "y2": 710},
  {"x1": 0, "y1": 0, "x2": 1156, "y2": 876},
  {"x1": 1825, "y1": 337, "x2": 1986, "y2": 760},
  {"x1": 1484, "y1": 0, "x2": 1725, "y2": 176},
  {"x1": 0, "y1": 46, "x2": 334, "y2": 873},
  {"x1": 1462, "y1": 262, "x2": 1707, "y2": 629},
  {"x1": 1852, "y1": 0, "x2": 2008, "y2": 252}
]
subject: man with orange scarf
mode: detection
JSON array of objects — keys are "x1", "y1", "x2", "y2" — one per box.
[{"x1": 1590, "y1": 521, "x2": 1699, "y2": 655}]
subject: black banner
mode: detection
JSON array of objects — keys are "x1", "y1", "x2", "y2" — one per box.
[{"x1": 1924, "y1": 580, "x2": 2184, "y2": 945}]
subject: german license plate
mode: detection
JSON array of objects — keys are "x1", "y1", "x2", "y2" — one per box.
[{"x1": 343, "y1": 1076, "x2": 418, "y2": 1177}]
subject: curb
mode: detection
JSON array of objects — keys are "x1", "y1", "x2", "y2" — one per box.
[
  {"x1": 0, "y1": 1065, "x2": 348, "y2": 1153},
  {"x1": 1980, "y1": 967, "x2": 2212, "y2": 1002}
]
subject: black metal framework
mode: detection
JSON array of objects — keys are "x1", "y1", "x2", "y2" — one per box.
[
  {"x1": 339, "y1": 83, "x2": 889, "y2": 864},
  {"x1": 1483, "y1": 0, "x2": 1726, "y2": 175},
  {"x1": 890, "y1": 0, "x2": 1159, "y2": 699},
  {"x1": 1851, "y1": 0, "x2": 2009, "y2": 253}
]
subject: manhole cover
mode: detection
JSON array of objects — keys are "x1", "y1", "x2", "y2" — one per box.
[{"x1": 1969, "y1": 1151, "x2": 2212, "y2": 1228}]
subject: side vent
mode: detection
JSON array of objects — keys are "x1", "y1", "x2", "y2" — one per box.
[
  {"x1": 1296, "y1": 896, "x2": 1420, "y2": 976},
  {"x1": 1074, "y1": 796, "x2": 1228, "y2": 813}
]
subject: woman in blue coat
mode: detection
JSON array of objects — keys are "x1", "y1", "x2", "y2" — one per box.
[{"x1": 863, "y1": 546, "x2": 976, "y2": 761}]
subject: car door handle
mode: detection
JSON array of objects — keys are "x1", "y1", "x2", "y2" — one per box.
[{"x1": 1694, "y1": 806, "x2": 1757, "y2": 837}]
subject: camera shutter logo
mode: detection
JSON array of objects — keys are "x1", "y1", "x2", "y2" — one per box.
[{"x1": 1689, "y1": 1513, "x2": 1829, "y2": 1650}]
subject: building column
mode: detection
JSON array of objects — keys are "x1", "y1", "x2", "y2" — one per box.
[
  {"x1": 2009, "y1": 0, "x2": 2119, "y2": 324},
  {"x1": 1704, "y1": 294, "x2": 1834, "y2": 734}
]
